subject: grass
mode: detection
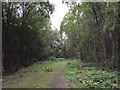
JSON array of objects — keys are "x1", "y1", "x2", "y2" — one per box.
[
  {"x1": 3, "y1": 59, "x2": 119, "y2": 88},
  {"x1": 2, "y1": 59, "x2": 69, "y2": 88},
  {"x1": 65, "y1": 59, "x2": 119, "y2": 88}
]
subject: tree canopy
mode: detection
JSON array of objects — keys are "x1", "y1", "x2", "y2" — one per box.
[{"x1": 60, "y1": 2, "x2": 119, "y2": 70}]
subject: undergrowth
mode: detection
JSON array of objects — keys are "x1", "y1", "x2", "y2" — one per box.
[{"x1": 65, "y1": 59, "x2": 119, "y2": 88}]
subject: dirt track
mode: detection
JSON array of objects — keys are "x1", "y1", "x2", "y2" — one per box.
[{"x1": 49, "y1": 69, "x2": 69, "y2": 88}]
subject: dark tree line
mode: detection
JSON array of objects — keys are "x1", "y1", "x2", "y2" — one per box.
[{"x1": 2, "y1": 2, "x2": 56, "y2": 74}]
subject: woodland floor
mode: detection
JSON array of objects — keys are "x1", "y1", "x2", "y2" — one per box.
[
  {"x1": 2, "y1": 59, "x2": 119, "y2": 88},
  {"x1": 2, "y1": 60, "x2": 69, "y2": 88}
]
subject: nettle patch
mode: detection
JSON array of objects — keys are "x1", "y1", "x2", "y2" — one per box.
[{"x1": 65, "y1": 60, "x2": 119, "y2": 88}]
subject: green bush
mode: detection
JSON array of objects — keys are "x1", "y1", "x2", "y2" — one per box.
[
  {"x1": 49, "y1": 57, "x2": 57, "y2": 61},
  {"x1": 65, "y1": 60, "x2": 119, "y2": 88}
]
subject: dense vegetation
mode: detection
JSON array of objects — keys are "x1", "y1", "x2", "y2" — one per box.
[
  {"x1": 65, "y1": 60, "x2": 119, "y2": 88},
  {"x1": 2, "y1": 2, "x2": 120, "y2": 88},
  {"x1": 2, "y1": 2, "x2": 57, "y2": 74},
  {"x1": 60, "y1": 2, "x2": 120, "y2": 70}
]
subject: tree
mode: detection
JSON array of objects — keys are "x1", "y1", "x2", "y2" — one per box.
[
  {"x1": 2, "y1": 2, "x2": 55, "y2": 74},
  {"x1": 60, "y1": 2, "x2": 119, "y2": 70}
]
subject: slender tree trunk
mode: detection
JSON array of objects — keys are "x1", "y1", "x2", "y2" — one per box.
[
  {"x1": 90, "y1": 3, "x2": 107, "y2": 70},
  {"x1": 92, "y1": 35, "x2": 100, "y2": 67},
  {"x1": 117, "y1": 2, "x2": 120, "y2": 71}
]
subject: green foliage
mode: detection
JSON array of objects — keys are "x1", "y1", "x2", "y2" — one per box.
[
  {"x1": 2, "y1": 2, "x2": 57, "y2": 74},
  {"x1": 65, "y1": 60, "x2": 119, "y2": 88},
  {"x1": 60, "y1": 2, "x2": 119, "y2": 70}
]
